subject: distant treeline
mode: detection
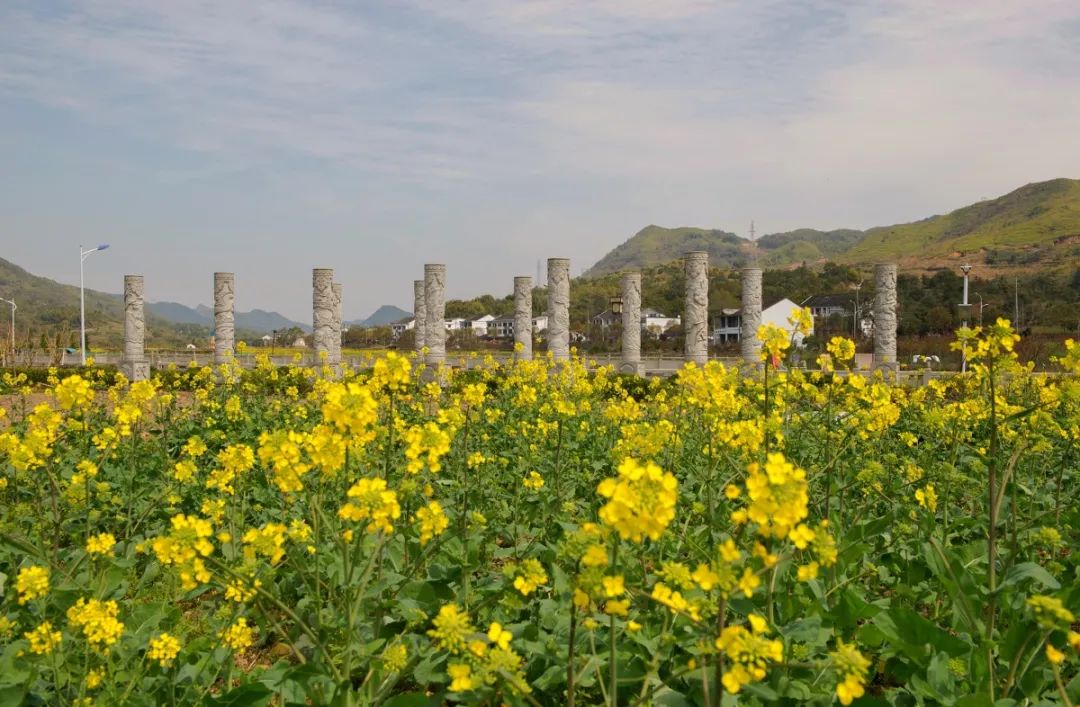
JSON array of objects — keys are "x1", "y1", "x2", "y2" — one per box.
[{"x1": 443, "y1": 262, "x2": 1080, "y2": 337}]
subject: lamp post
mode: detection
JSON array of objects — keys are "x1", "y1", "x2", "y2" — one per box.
[
  {"x1": 610, "y1": 296, "x2": 623, "y2": 355},
  {"x1": 959, "y1": 264, "x2": 972, "y2": 373},
  {"x1": 853, "y1": 280, "x2": 863, "y2": 339},
  {"x1": 974, "y1": 292, "x2": 987, "y2": 327},
  {"x1": 0, "y1": 297, "x2": 14, "y2": 363},
  {"x1": 79, "y1": 244, "x2": 110, "y2": 366}
]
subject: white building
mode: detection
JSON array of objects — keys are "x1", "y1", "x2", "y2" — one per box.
[
  {"x1": 488, "y1": 315, "x2": 515, "y2": 338},
  {"x1": 713, "y1": 308, "x2": 741, "y2": 343},
  {"x1": 710, "y1": 299, "x2": 813, "y2": 346},
  {"x1": 642, "y1": 309, "x2": 680, "y2": 336},
  {"x1": 444, "y1": 318, "x2": 470, "y2": 331},
  {"x1": 391, "y1": 317, "x2": 415, "y2": 337},
  {"x1": 487, "y1": 313, "x2": 550, "y2": 339},
  {"x1": 591, "y1": 308, "x2": 679, "y2": 338},
  {"x1": 471, "y1": 314, "x2": 495, "y2": 335}
]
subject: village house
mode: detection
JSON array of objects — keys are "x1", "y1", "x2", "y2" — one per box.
[
  {"x1": 487, "y1": 314, "x2": 550, "y2": 339},
  {"x1": 470, "y1": 314, "x2": 495, "y2": 335},
  {"x1": 589, "y1": 308, "x2": 681, "y2": 337},
  {"x1": 710, "y1": 298, "x2": 813, "y2": 346},
  {"x1": 390, "y1": 317, "x2": 415, "y2": 337}
]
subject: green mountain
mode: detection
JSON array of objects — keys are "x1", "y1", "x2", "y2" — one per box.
[
  {"x1": 233, "y1": 309, "x2": 309, "y2": 334},
  {"x1": 147, "y1": 302, "x2": 309, "y2": 335},
  {"x1": 0, "y1": 257, "x2": 200, "y2": 349},
  {"x1": 351, "y1": 305, "x2": 412, "y2": 328},
  {"x1": 584, "y1": 226, "x2": 753, "y2": 277},
  {"x1": 755, "y1": 229, "x2": 865, "y2": 267},
  {"x1": 842, "y1": 178, "x2": 1080, "y2": 266},
  {"x1": 584, "y1": 178, "x2": 1080, "y2": 277},
  {"x1": 0, "y1": 258, "x2": 309, "y2": 350},
  {"x1": 148, "y1": 301, "x2": 209, "y2": 325}
]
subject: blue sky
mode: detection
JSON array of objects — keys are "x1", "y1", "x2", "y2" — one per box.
[{"x1": 2, "y1": 0, "x2": 1078, "y2": 321}]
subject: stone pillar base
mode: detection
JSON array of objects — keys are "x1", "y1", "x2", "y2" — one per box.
[
  {"x1": 872, "y1": 360, "x2": 898, "y2": 382},
  {"x1": 618, "y1": 360, "x2": 644, "y2": 376},
  {"x1": 121, "y1": 359, "x2": 150, "y2": 381},
  {"x1": 419, "y1": 364, "x2": 448, "y2": 386}
]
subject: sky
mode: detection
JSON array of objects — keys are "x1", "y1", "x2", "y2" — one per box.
[{"x1": 2, "y1": 0, "x2": 1078, "y2": 322}]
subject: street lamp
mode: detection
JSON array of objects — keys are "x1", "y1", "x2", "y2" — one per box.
[
  {"x1": 609, "y1": 297, "x2": 623, "y2": 352},
  {"x1": 959, "y1": 264, "x2": 972, "y2": 373},
  {"x1": 853, "y1": 280, "x2": 863, "y2": 339},
  {"x1": 0, "y1": 297, "x2": 15, "y2": 363},
  {"x1": 974, "y1": 292, "x2": 987, "y2": 327},
  {"x1": 79, "y1": 244, "x2": 110, "y2": 366}
]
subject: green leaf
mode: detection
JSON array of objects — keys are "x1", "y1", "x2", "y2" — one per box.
[
  {"x1": 0, "y1": 685, "x2": 26, "y2": 705},
  {"x1": 652, "y1": 687, "x2": 695, "y2": 707},
  {"x1": 927, "y1": 651, "x2": 955, "y2": 698},
  {"x1": 413, "y1": 654, "x2": 444, "y2": 685},
  {"x1": 996, "y1": 562, "x2": 1060, "y2": 593},
  {"x1": 922, "y1": 540, "x2": 982, "y2": 633},
  {"x1": 383, "y1": 693, "x2": 434, "y2": 707},
  {"x1": 873, "y1": 606, "x2": 971, "y2": 665},
  {"x1": 204, "y1": 682, "x2": 273, "y2": 707},
  {"x1": 780, "y1": 616, "x2": 831, "y2": 648}
]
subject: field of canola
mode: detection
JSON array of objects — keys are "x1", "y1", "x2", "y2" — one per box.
[{"x1": 1, "y1": 317, "x2": 1079, "y2": 706}]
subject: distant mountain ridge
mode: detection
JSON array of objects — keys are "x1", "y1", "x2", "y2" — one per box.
[
  {"x1": 349, "y1": 305, "x2": 411, "y2": 328},
  {"x1": 0, "y1": 257, "x2": 193, "y2": 346},
  {"x1": 146, "y1": 301, "x2": 309, "y2": 333},
  {"x1": 584, "y1": 178, "x2": 1080, "y2": 277}
]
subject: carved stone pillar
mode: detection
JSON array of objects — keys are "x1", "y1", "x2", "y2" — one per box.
[
  {"x1": 413, "y1": 279, "x2": 427, "y2": 355},
  {"x1": 684, "y1": 252, "x2": 709, "y2": 366},
  {"x1": 740, "y1": 268, "x2": 763, "y2": 365},
  {"x1": 312, "y1": 268, "x2": 334, "y2": 364},
  {"x1": 873, "y1": 263, "x2": 898, "y2": 368},
  {"x1": 514, "y1": 276, "x2": 533, "y2": 361},
  {"x1": 331, "y1": 282, "x2": 343, "y2": 366},
  {"x1": 547, "y1": 258, "x2": 570, "y2": 362},
  {"x1": 213, "y1": 272, "x2": 235, "y2": 365},
  {"x1": 120, "y1": 275, "x2": 149, "y2": 381},
  {"x1": 424, "y1": 264, "x2": 446, "y2": 366},
  {"x1": 620, "y1": 271, "x2": 643, "y2": 375}
]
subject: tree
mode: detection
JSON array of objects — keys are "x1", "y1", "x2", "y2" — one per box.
[{"x1": 925, "y1": 306, "x2": 954, "y2": 334}]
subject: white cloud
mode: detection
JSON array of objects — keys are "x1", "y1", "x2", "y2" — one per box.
[{"x1": 0, "y1": 0, "x2": 1077, "y2": 316}]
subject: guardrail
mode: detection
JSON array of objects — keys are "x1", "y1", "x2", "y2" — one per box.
[{"x1": 0, "y1": 349, "x2": 1064, "y2": 386}]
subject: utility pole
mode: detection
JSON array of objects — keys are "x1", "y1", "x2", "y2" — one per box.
[
  {"x1": 1014, "y1": 277, "x2": 1019, "y2": 328},
  {"x1": 0, "y1": 297, "x2": 14, "y2": 364}
]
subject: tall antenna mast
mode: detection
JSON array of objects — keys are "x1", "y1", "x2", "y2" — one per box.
[{"x1": 749, "y1": 220, "x2": 756, "y2": 241}]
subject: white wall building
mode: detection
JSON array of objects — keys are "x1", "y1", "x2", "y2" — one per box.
[
  {"x1": 391, "y1": 318, "x2": 415, "y2": 337},
  {"x1": 488, "y1": 314, "x2": 549, "y2": 339},
  {"x1": 471, "y1": 314, "x2": 495, "y2": 335},
  {"x1": 710, "y1": 299, "x2": 812, "y2": 346}
]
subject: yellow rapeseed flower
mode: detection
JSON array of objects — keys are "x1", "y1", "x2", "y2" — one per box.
[
  {"x1": 16, "y1": 566, "x2": 49, "y2": 604},
  {"x1": 25, "y1": 621, "x2": 62, "y2": 655},
  {"x1": 219, "y1": 618, "x2": 256, "y2": 652},
  {"x1": 148, "y1": 632, "x2": 182, "y2": 667},
  {"x1": 86, "y1": 532, "x2": 116, "y2": 557},
  {"x1": 596, "y1": 458, "x2": 678, "y2": 543},
  {"x1": 339, "y1": 478, "x2": 401, "y2": 534}
]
